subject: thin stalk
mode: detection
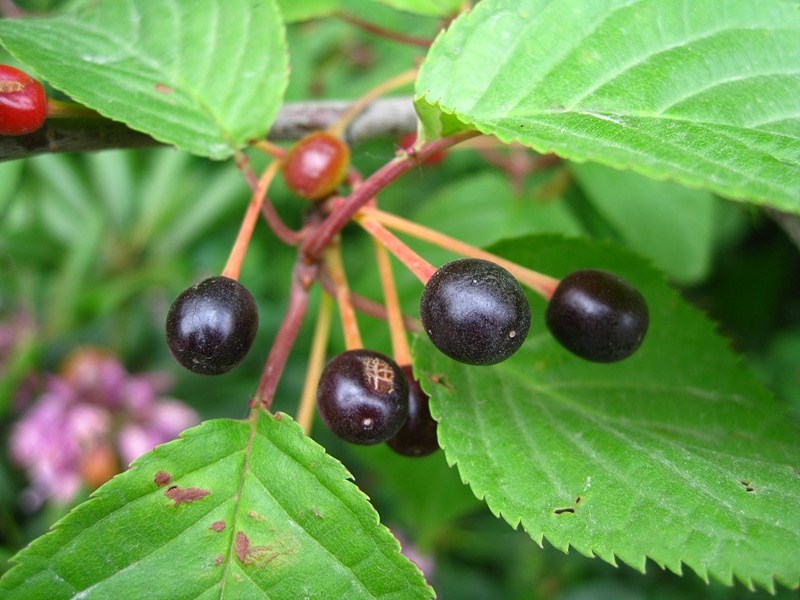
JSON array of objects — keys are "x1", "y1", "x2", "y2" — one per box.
[
  {"x1": 361, "y1": 206, "x2": 560, "y2": 299},
  {"x1": 373, "y1": 238, "x2": 412, "y2": 366},
  {"x1": 356, "y1": 214, "x2": 436, "y2": 284},
  {"x1": 256, "y1": 260, "x2": 316, "y2": 409},
  {"x1": 222, "y1": 160, "x2": 282, "y2": 280},
  {"x1": 317, "y1": 270, "x2": 422, "y2": 333},
  {"x1": 324, "y1": 240, "x2": 363, "y2": 350},
  {"x1": 296, "y1": 294, "x2": 333, "y2": 434},
  {"x1": 336, "y1": 12, "x2": 432, "y2": 48}
]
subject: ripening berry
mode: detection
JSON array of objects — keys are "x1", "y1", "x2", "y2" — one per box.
[
  {"x1": 282, "y1": 131, "x2": 350, "y2": 200},
  {"x1": 0, "y1": 64, "x2": 47, "y2": 136}
]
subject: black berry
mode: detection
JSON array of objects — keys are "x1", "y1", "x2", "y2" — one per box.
[
  {"x1": 317, "y1": 349, "x2": 409, "y2": 445},
  {"x1": 165, "y1": 276, "x2": 258, "y2": 375},
  {"x1": 545, "y1": 269, "x2": 649, "y2": 362},
  {"x1": 386, "y1": 366, "x2": 438, "y2": 457},
  {"x1": 420, "y1": 258, "x2": 531, "y2": 365}
]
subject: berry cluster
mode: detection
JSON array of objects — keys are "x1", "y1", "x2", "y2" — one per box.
[{"x1": 156, "y1": 86, "x2": 649, "y2": 460}]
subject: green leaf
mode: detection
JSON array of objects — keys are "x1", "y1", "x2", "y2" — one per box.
[
  {"x1": 569, "y1": 162, "x2": 723, "y2": 284},
  {"x1": 415, "y1": 0, "x2": 800, "y2": 212},
  {"x1": 278, "y1": 0, "x2": 340, "y2": 22},
  {"x1": 349, "y1": 444, "x2": 482, "y2": 548},
  {"x1": 413, "y1": 234, "x2": 800, "y2": 593},
  {"x1": 0, "y1": 0, "x2": 288, "y2": 159},
  {"x1": 0, "y1": 410, "x2": 433, "y2": 599}
]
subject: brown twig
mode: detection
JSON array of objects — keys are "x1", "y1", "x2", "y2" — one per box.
[{"x1": 255, "y1": 258, "x2": 317, "y2": 410}]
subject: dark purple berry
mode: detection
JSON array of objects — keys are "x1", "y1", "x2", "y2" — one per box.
[
  {"x1": 545, "y1": 269, "x2": 648, "y2": 363},
  {"x1": 386, "y1": 366, "x2": 438, "y2": 457},
  {"x1": 165, "y1": 276, "x2": 258, "y2": 375},
  {"x1": 317, "y1": 349, "x2": 409, "y2": 445},
  {"x1": 420, "y1": 258, "x2": 531, "y2": 365}
]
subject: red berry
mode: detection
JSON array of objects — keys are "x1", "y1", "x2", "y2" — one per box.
[
  {"x1": 282, "y1": 131, "x2": 350, "y2": 200},
  {"x1": 0, "y1": 64, "x2": 47, "y2": 136}
]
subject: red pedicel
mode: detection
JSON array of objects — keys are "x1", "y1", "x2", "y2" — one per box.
[{"x1": 0, "y1": 64, "x2": 47, "y2": 136}]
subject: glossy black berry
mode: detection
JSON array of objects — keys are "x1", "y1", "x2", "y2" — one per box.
[
  {"x1": 420, "y1": 258, "x2": 531, "y2": 365},
  {"x1": 317, "y1": 349, "x2": 409, "y2": 445},
  {"x1": 165, "y1": 276, "x2": 258, "y2": 375},
  {"x1": 545, "y1": 269, "x2": 649, "y2": 363},
  {"x1": 386, "y1": 366, "x2": 438, "y2": 457}
]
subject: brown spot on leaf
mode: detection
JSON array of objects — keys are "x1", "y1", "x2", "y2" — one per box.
[
  {"x1": 165, "y1": 485, "x2": 210, "y2": 506},
  {"x1": 740, "y1": 480, "x2": 755, "y2": 493},
  {"x1": 575, "y1": 496, "x2": 583, "y2": 504},
  {"x1": 235, "y1": 531, "x2": 290, "y2": 568},
  {"x1": 155, "y1": 83, "x2": 174, "y2": 94},
  {"x1": 209, "y1": 520, "x2": 226, "y2": 532},
  {"x1": 154, "y1": 471, "x2": 172, "y2": 487},
  {"x1": 553, "y1": 507, "x2": 575, "y2": 515},
  {"x1": 214, "y1": 554, "x2": 224, "y2": 566},
  {"x1": 247, "y1": 510, "x2": 266, "y2": 522},
  {"x1": 310, "y1": 507, "x2": 324, "y2": 519},
  {"x1": 428, "y1": 373, "x2": 453, "y2": 391}
]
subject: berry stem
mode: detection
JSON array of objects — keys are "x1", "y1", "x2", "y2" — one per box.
[
  {"x1": 360, "y1": 206, "x2": 560, "y2": 299},
  {"x1": 336, "y1": 12, "x2": 432, "y2": 48},
  {"x1": 222, "y1": 159, "x2": 282, "y2": 280},
  {"x1": 256, "y1": 259, "x2": 316, "y2": 410},
  {"x1": 233, "y1": 150, "x2": 303, "y2": 246},
  {"x1": 301, "y1": 131, "x2": 480, "y2": 260},
  {"x1": 45, "y1": 98, "x2": 101, "y2": 119},
  {"x1": 327, "y1": 68, "x2": 418, "y2": 139},
  {"x1": 324, "y1": 239, "x2": 363, "y2": 350},
  {"x1": 296, "y1": 293, "x2": 332, "y2": 434},
  {"x1": 356, "y1": 214, "x2": 436, "y2": 284},
  {"x1": 317, "y1": 269, "x2": 422, "y2": 332},
  {"x1": 372, "y1": 238, "x2": 413, "y2": 366},
  {"x1": 251, "y1": 139, "x2": 286, "y2": 159}
]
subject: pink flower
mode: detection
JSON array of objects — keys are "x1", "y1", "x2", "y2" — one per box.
[{"x1": 9, "y1": 347, "x2": 199, "y2": 509}]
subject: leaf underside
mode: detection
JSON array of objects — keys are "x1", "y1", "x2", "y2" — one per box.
[
  {"x1": 0, "y1": 0, "x2": 289, "y2": 159},
  {"x1": 415, "y1": 0, "x2": 800, "y2": 212},
  {"x1": 0, "y1": 411, "x2": 432, "y2": 599},
  {"x1": 413, "y1": 235, "x2": 800, "y2": 593}
]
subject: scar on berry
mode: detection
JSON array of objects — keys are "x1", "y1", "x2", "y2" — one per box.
[
  {"x1": 358, "y1": 355, "x2": 396, "y2": 395},
  {"x1": 165, "y1": 485, "x2": 210, "y2": 507},
  {"x1": 154, "y1": 471, "x2": 172, "y2": 487}
]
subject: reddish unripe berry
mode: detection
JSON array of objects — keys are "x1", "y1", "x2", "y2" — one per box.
[
  {"x1": 282, "y1": 131, "x2": 350, "y2": 200},
  {"x1": 0, "y1": 64, "x2": 47, "y2": 136}
]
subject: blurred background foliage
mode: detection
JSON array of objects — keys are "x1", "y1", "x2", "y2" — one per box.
[{"x1": 1, "y1": 1, "x2": 799, "y2": 598}]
